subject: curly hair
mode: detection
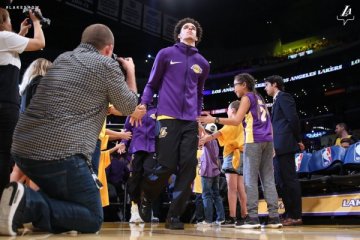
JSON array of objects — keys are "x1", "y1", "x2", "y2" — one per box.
[{"x1": 173, "y1": 17, "x2": 203, "y2": 45}]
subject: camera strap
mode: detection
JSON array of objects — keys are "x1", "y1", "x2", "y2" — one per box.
[{"x1": 85, "y1": 158, "x2": 103, "y2": 190}]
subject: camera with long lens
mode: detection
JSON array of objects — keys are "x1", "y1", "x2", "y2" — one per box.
[
  {"x1": 112, "y1": 53, "x2": 127, "y2": 76},
  {"x1": 23, "y1": 6, "x2": 51, "y2": 28}
]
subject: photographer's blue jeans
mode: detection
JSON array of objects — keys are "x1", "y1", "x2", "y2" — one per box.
[
  {"x1": 201, "y1": 175, "x2": 225, "y2": 223},
  {"x1": 14, "y1": 154, "x2": 103, "y2": 233}
]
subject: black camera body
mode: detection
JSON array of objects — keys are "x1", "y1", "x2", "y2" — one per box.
[
  {"x1": 112, "y1": 53, "x2": 127, "y2": 76},
  {"x1": 23, "y1": 6, "x2": 51, "y2": 28}
]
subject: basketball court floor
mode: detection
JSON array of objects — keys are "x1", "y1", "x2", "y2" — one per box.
[{"x1": 9, "y1": 222, "x2": 360, "y2": 240}]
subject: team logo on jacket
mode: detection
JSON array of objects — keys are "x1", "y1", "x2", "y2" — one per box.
[
  {"x1": 321, "y1": 147, "x2": 332, "y2": 167},
  {"x1": 354, "y1": 142, "x2": 360, "y2": 162},
  {"x1": 159, "y1": 127, "x2": 168, "y2": 138},
  {"x1": 191, "y1": 64, "x2": 202, "y2": 74},
  {"x1": 295, "y1": 153, "x2": 303, "y2": 172}
]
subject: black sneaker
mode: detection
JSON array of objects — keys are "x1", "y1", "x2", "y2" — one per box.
[
  {"x1": 151, "y1": 217, "x2": 160, "y2": 223},
  {"x1": 263, "y1": 216, "x2": 283, "y2": 228},
  {"x1": 235, "y1": 215, "x2": 260, "y2": 229},
  {"x1": 138, "y1": 191, "x2": 151, "y2": 223},
  {"x1": 0, "y1": 182, "x2": 26, "y2": 236},
  {"x1": 220, "y1": 217, "x2": 236, "y2": 227},
  {"x1": 165, "y1": 217, "x2": 184, "y2": 230},
  {"x1": 235, "y1": 217, "x2": 245, "y2": 227}
]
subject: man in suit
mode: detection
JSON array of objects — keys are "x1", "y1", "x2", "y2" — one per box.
[{"x1": 265, "y1": 75, "x2": 304, "y2": 226}]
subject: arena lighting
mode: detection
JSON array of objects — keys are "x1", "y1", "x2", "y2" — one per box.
[
  {"x1": 305, "y1": 131, "x2": 327, "y2": 139},
  {"x1": 210, "y1": 108, "x2": 227, "y2": 114},
  {"x1": 204, "y1": 57, "x2": 359, "y2": 96},
  {"x1": 206, "y1": 103, "x2": 273, "y2": 114},
  {"x1": 324, "y1": 88, "x2": 346, "y2": 96},
  {"x1": 352, "y1": 58, "x2": 360, "y2": 66},
  {"x1": 288, "y1": 49, "x2": 313, "y2": 59},
  {"x1": 313, "y1": 126, "x2": 331, "y2": 131}
]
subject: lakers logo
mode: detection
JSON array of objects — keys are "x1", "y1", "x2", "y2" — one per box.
[
  {"x1": 159, "y1": 127, "x2": 168, "y2": 138},
  {"x1": 191, "y1": 64, "x2": 202, "y2": 74}
]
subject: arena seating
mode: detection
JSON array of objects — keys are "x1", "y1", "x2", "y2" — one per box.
[{"x1": 296, "y1": 143, "x2": 360, "y2": 194}]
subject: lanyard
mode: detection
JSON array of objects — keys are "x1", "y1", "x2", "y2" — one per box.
[{"x1": 85, "y1": 159, "x2": 103, "y2": 189}]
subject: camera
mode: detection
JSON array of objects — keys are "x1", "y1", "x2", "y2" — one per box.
[
  {"x1": 112, "y1": 53, "x2": 127, "y2": 76},
  {"x1": 23, "y1": 6, "x2": 51, "y2": 28}
]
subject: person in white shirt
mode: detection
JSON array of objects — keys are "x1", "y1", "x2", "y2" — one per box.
[{"x1": 0, "y1": 7, "x2": 45, "y2": 194}]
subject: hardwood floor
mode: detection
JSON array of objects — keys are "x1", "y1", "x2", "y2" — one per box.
[{"x1": 11, "y1": 222, "x2": 360, "y2": 240}]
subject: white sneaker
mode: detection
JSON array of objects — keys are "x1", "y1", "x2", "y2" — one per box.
[
  {"x1": 129, "y1": 205, "x2": 144, "y2": 223},
  {"x1": 213, "y1": 220, "x2": 225, "y2": 226},
  {"x1": 0, "y1": 182, "x2": 26, "y2": 236},
  {"x1": 196, "y1": 220, "x2": 212, "y2": 227}
]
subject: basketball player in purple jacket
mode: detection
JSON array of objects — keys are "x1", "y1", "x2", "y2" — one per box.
[{"x1": 137, "y1": 18, "x2": 210, "y2": 230}]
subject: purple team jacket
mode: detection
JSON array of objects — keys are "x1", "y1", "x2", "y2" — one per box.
[
  {"x1": 200, "y1": 139, "x2": 220, "y2": 177},
  {"x1": 141, "y1": 42, "x2": 210, "y2": 121},
  {"x1": 122, "y1": 106, "x2": 157, "y2": 154}
]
